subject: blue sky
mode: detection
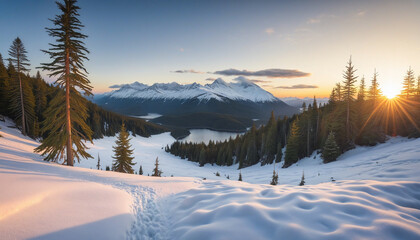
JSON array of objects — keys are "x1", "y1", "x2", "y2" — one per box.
[{"x1": 1, "y1": 0, "x2": 419, "y2": 97}]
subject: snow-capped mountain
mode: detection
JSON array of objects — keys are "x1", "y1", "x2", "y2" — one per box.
[
  {"x1": 95, "y1": 78, "x2": 298, "y2": 130},
  {"x1": 104, "y1": 77, "x2": 278, "y2": 102}
]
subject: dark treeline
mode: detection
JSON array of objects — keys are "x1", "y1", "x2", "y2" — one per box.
[
  {"x1": 167, "y1": 58, "x2": 420, "y2": 169},
  {"x1": 0, "y1": 52, "x2": 165, "y2": 140}
]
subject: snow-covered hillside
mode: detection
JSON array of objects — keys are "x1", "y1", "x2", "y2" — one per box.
[
  {"x1": 1, "y1": 119, "x2": 419, "y2": 240},
  {"x1": 104, "y1": 77, "x2": 278, "y2": 102}
]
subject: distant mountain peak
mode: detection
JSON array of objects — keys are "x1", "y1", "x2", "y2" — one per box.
[{"x1": 105, "y1": 79, "x2": 278, "y2": 103}]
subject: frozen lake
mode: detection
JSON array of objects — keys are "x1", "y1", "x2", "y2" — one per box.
[{"x1": 181, "y1": 129, "x2": 243, "y2": 144}]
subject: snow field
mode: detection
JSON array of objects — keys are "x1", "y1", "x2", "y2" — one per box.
[
  {"x1": 168, "y1": 180, "x2": 420, "y2": 240},
  {"x1": 1, "y1": 118, "x2": 420, "y2": 239}
]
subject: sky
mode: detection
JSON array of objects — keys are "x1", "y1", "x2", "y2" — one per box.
[{"x1": 1, "y1": 0, "x2": 420, "y2": 98}]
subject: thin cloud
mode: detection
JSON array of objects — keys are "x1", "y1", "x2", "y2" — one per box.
[
  {"x1": 265, "y1": 28, "x2": 274, "y2": 35},
  {"x1": 172, "y1": 69, "x2": 204, "y2": 74},
  {"x1": 306, "y1": 14, "x2": 336, "y2": 24},
  {"x1": 307, "y1": 18, "x2": 320, "y2": 24},
  {"x1": 357, "y1": 10, "x2": 366, "y2": 16},
  {"x1": 275, "y1": 84, "x2": 318, "y2": 89},
  {"x1": 205, "y1": 78, "x2": 216, "y2": 81},
  {"x1": 251, "y1": 79, "x2": 271, "y2": 83},
  {"x1": 214, "y1": 68, "x2": 310, "y2": 78}
]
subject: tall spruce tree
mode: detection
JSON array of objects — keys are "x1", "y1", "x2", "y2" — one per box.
[
  {"x1": 8, "y1": 37, "x2": 31, "y2": 135},
  {"x1": 342, "y1": 57, "x2": 358, "y2": 145},
  {"x1": 368, "y1": 70, "x2": 381, "y2": 104},
  {"x1": 283, "y1": 119, "x2": 300, "y2": 168},
  {"x1": 357, "y1": 76, "x2": 366, "y2": 101},
  {"x1": 112, "y1": 123, "x2": 135, "y2": 173},
  {"x1": 402, "y1": 67, "x2": 415, "y2": 98},
  {"x1": 322, "y1": 131, "x2": 340, "y2": 163},
  {"x1": 36, "y1": 0, "x2": 93, "y2": 165}
]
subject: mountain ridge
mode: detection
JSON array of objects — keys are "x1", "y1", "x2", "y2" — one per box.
[{"x1": 103, "y1": 77, "x2": 278, "y2": 103}]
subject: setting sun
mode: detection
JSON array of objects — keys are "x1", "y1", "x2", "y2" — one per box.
[{"x1": 382, "y1": 84, "x2": 400, "y2": 99}]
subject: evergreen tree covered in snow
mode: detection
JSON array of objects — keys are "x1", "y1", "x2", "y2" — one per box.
[
  {"x1": 112, "y1": 124, "x2": 135, "y2": 173},
  {"x1": 322, "y1": 132, "x2": 341, "y2": 163}
]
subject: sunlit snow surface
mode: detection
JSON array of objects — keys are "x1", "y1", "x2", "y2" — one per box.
[{"x1": 1, "y1": 118, "x2": 419, "y2": 240}]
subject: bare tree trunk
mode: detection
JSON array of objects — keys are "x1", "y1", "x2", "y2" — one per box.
[{"x1": 65, "y1": 51, "x2": 73, "y2": 166}]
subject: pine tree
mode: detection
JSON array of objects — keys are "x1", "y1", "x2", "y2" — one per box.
[
  {"x1": 368, "y1": 70, "x2": 382, "y2": 104},
  {"x1": 8, "y1": 37, "x2": 31, "y2": 135},
  {"x1": 0, "y1": 53, "x2": 10, "y2": 116},
  {"x1": 199, "y1": 147, "x2": 206, "y2": 167},
  {"x1": 139, "y1": 165, "x2": 143, "y2": 175},
  {"x1": 329, "y1": 88, "x2": 337, "y2": 104},
  {"x1": 96, "y1": 153, "x2": 101, "y2": 170},
  {"x1": 284, "y1": 119, "x2": 300, "y2": 168},
  {"x1": 402, "y1": 67, "x2": 415, "y2": 98},
  {"x1": 299, "y1": 171, "x2": 305, "y2": 186},
  {"x1": 342, "y1": 57, "x2": 358, "y2": 145},
  {"x1": 270, "y1": 170, "x2": 278, "y2": 185},
  {"x1": 357, "y1": 76, "x2": 366, "y2": 101},
  {"x1": 152, "y1": 157, "x2": 161, "y2": 177},
  {"x1": 36, "y1": 0, "x2": 93, "y2": 165},
  {"x1": 322, "y1": 131, "x2": 341, "y2": 163},
  {"x1": 335, "y1": 83, "x2": 342, "y2": 101},
  {"x1": 112, "y1": 123, "x2": 135, "y2": 173},
  {"x1": 238, "y1": 170, "x2": 242, "y2": 181}
]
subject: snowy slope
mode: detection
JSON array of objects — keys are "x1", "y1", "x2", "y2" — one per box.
[
  {"x1": 104, "y1": 77, "x2": 278, "y2": 102},
  {"x1": 1, "y1": 119, "x2": 420, "y2": 240},
  {"x1": 77, "y1": 130, "x2": 420, "y2": 185}
]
